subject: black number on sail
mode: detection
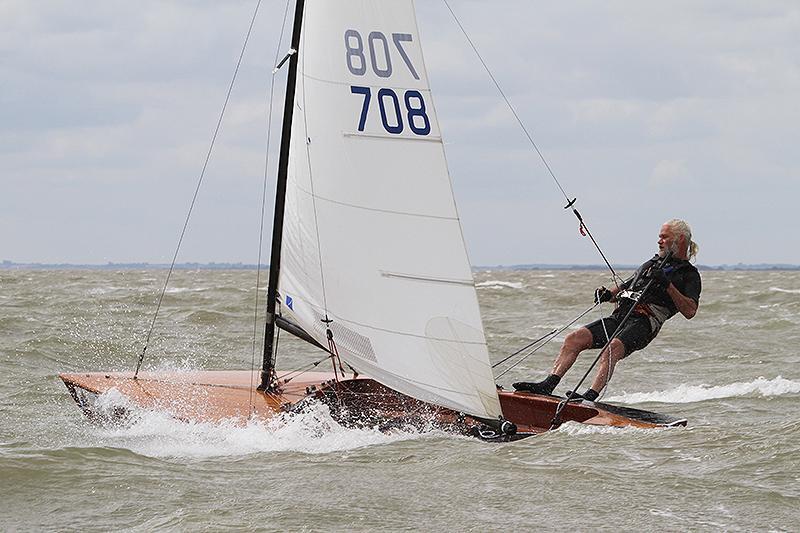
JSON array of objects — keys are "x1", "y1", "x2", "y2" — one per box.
[
  {"x1": 350, "y1": 86, "x2": 430, "y2": 136},
  {"x1": 378, "y1": 88, "x2": 403, "y2": 133},
  {"x1": 405, "y1": 90, "x2": 430, "y2": 135},
  {"x1": 351, "y1": 86, "x2": 371, "y2": 131}
]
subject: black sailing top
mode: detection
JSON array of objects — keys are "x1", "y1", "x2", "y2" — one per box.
[{"x1": 617, "y1": 254, "x2": 702, "y2": 331}]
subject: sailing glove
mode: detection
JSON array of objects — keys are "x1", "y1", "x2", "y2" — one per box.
[
  {"x1": 648, "y1": 268, "x2": 671, "y2": 288},
  {"x1": 594, "y1": 286, "x2": 613, "y2": 304}
]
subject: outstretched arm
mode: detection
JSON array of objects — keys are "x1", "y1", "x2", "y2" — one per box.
[{"x1": 666, "y1": 283, "x2": 698, "y2": 319}]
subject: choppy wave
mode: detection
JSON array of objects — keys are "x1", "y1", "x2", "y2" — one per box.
[
  {"x1": 87, "y1": 286, "x2": 128, "y2": 296},
  {"x1": 4, "y1": 269, "x2": 800, "y2": 531},
  {"x1": 86, "y1": 390, "x2": 439, "y2": 459},
  {"x1": 606, "y1": 376, "x2": 800, "y2": 404},
  {"x1": 476, "y1": 280, "x2": 524, "y2": 290},
  {"x1": 165, "y1": 287, "x2": 210, "y2": 294},
  {"x1": 769, "y1": 287, "x2": 800, "y2": 294}
]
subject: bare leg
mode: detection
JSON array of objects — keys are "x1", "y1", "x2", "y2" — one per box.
[
  {"x1": 590, "y1": 338, "x2": 627, "y2": 393},
  {"x1": 514, "y1": 327, "x2": 603, "y2": 395},
  {"x1": 552, "y1": 327, "x2": 594, "y2": 377}
]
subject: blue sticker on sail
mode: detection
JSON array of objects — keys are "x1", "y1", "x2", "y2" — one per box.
[{"x1": 286, "y1": 295, "x2": 293, "y2": 310}]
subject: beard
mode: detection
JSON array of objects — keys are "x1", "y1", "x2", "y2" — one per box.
[{"x1": 659, "y1": 241, "x2": 680, "y2": 258}]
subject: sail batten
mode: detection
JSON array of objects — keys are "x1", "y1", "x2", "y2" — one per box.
[{"x1": 279, "y1": 0, "x2": 501, "y2": 419}]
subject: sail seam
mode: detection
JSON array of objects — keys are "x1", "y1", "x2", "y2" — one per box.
[
  {"x1": 380, "y1": 271, "x2": 474, "y2": 286},
  {"x1": 353, "y1": 360, "x2": 489, "y2": 397},
  {"x1": 342, "y1": 131, "x2": 443, "y2": 143},
  {"x1": 289, "y1": 184, "x2": 460, "y2": 220},
  {"x1": 302, "y1": 72, "x2": 429, "y2": 92},
  {"x1": 292, "y1": 296, "x2": 484, "y2": 346},
  {"x1": 315, "y1": 195, "x2": 459, "y2": 220},
  {"x1": 335, "y1": 316, "x2": 487, "y2": 347}
]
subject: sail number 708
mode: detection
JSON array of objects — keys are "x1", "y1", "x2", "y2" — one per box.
[
  {"x1": 350, "y1": 86, "x2": 430, "y2": 135},
  {"x1": 346, "y1": 29, "x2": 430, "y2": 136}
]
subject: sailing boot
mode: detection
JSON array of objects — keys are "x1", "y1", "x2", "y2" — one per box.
[
  {"x1": 513, "y1": 374, "x2": 561, "y2": 395},
  {"x1": 565, "y1": 388, "x2": 599, "y2": 402}
]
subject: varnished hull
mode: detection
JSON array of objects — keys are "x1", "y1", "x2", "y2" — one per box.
[
  {"x1": 59, "y1": 370, "x2": 343, "y2": 423},
  {"x1": 59, "y1": 371, "x2": 685, "y2": 437}
]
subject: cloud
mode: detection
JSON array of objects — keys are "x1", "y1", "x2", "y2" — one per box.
[
  {"x1": 1, "y1": 1, "x2": 799, "y2": 264},
  {"x1": 649, "y1": 159, "x2": 693, "y2": 187}
]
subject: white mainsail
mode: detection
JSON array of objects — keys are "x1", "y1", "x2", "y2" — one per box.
[{"x1": 279, "y1": 0, "x2": 501, "y2": 420}]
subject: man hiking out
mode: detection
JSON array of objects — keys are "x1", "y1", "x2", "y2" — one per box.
[{"x1": 513, "y1": 219, "x2": 701, "y2": 402}]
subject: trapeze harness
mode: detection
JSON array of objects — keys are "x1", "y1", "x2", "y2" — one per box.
[{"x1": 615, "y1": 256, "x2": 696, "y2": 336}]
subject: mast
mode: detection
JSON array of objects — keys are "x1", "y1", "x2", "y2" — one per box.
[{"x1": 259, "y1": 0, "x2": 306, "y2": 391}]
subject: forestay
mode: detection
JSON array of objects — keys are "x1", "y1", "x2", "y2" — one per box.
[{"x1": 279, "y1": 0, "x2": 501, "y2": 420}]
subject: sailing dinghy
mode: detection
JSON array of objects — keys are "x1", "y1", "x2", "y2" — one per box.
[{"x1": 61, "y1": 0, "x2": 686, "y2": 439}]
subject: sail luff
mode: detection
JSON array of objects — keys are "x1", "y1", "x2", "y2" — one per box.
[{"x1": 259, "y1": 0, "x2": 306, "y2": 390}]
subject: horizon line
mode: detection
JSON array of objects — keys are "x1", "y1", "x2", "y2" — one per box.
[{"x1": 2, "y1": 260, "x2": 799, "y2": 271}]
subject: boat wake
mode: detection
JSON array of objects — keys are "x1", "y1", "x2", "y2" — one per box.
[
  {"x1": 553, "y1": 422, "x2": 657, "y2": 437},
  {"x1": 83, "y1": 390, "x2": 446, "y2": 458},
  {"x1": 605, "y1": 376, "x2": 800, "y2": 404}
]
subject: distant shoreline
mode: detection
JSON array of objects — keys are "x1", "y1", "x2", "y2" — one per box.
[{"x1": 2, "y1": 261, "x2": 799, "y2": 271}]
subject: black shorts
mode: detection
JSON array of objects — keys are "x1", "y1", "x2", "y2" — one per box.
[{"x1": 585, "y1": 312, "x2": 655, "y2": 356}]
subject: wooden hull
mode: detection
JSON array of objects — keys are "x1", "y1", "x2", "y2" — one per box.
[
  {"x1": 59, "y1": 371, "x2": 685, "y2": 438},
  {"x1": 59, "y1": 370, "x2": 344, "y2": 423}
]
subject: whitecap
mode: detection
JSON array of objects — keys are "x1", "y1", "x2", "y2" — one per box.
[
  {"x1": 165, "y1": 287, "x2": 208, "y2": 294},
  {"x1": 476, "y1": 280, "x2": 524, "y2": 290},
  {"x1": 606, "y1": 376, "x2": 800, "y2": 404},
  {"x1": 769, "y1": 287, "x2": 800, "y2": 294},
  {"x1": 87, "y1": 286, "x2": 128, "y2": 296}
]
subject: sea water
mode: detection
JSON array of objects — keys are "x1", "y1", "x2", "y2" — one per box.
[{"x1": 1, "y1": 269, "x2": 798, "y2": 531}]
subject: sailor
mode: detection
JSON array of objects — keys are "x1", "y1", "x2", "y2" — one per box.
[{"x1": 514, "y1": 219, "x2": 701, "y2": 402}]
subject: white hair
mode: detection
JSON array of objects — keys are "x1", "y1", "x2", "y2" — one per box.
[{"x1": 665, "y1": 219, "x2": 699, "y2": 261}]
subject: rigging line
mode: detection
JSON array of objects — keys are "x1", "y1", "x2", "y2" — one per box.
[
  {"x1": 441, "y1": 0, "x2": 568, "y2": 203},
  {"x1": 135, "y1": 0, "x2": 264, "y2": 378},
  {"x1": 491, "y1": 329, "x2": 558, "y2": 369},
  {"x1": 494, "y1": 301, "x2": 600, "y2": 380},
  {"x1": 572, "y1": 208, "x2": 622, "y2": 285},
  {"x1": 276, "y1": 356, "x2": 331, "y2": 384},
  {"x1": 442, "y1": 0, "x2": 621, "y2": 284},
  {"x1": 249, "y1": 0, "x2": 293, "y2": 416}
]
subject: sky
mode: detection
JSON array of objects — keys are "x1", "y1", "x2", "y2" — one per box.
[{"x1": 2, "y1": 1, "x2": 799, "y2": 266}]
